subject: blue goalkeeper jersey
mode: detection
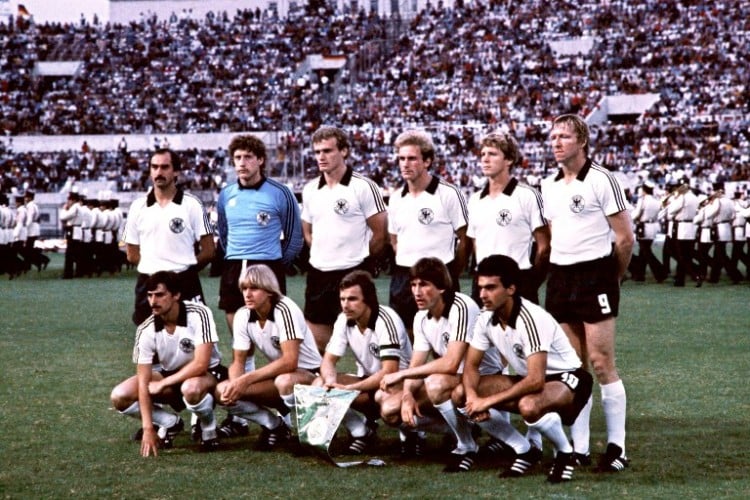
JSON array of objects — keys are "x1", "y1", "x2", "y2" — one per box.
[{"x1": 217, "y1": 177, "x2": 303, "y2": 265}]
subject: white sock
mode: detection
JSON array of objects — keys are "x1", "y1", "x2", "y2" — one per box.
[
  {"x1": 343, "y1": 409, "x2": 368, "y2": 438},
  {"x1": 601, "y1": 380, "x2": 627, "y2": 456},
  {"x1": 526, "y1": 413, "x2": 572, "y2": 454},
  {"x1": 228, "y1": 400, "x2": 282, "y2": 429},
  {"x1": 526, "y1": 427, "x2": 543, "y2": 450},
  {"x1": 570, "y1": 395, "x2": 592, "y2": 455},
  {"x1": 412, "y1": 415, "x2": 449, "y2": 434},
  {"x1": 184, "y1": 394, "x2": 217, "y2": 436},
  {"x1": 120, "y1": 401, "x2": 141, "y2": 418},
  {"x1": 150, "y1": 404, "x2": 180, "y2": 429},
  {"x1": 434, "y1": 399, "x2": 477, "y2": 454},
  {"x1": 475, "y1": 408, "x2": 530, "y2": 454}
]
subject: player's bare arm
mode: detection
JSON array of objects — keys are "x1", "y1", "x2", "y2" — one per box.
[{"x1": 607, "y1": 210, "x2": 635, "y2": 280}]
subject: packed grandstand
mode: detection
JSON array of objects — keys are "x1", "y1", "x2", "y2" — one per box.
[{"x1": 1, "y1": 0, "x2": 748, "y2": 201}]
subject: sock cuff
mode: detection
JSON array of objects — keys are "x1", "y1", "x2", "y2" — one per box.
[{"x1": 600, "y1": 379, "x2": 626, "y2": 399}]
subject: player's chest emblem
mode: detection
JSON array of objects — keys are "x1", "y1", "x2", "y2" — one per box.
[
  {"x1": 257, "y1": 211, "x2": 271, "y2": 226},
  {"x1": 169, "y1": 217, "x2": 185, "y2": 233},
  {"x1": 179, "y1": 337, "x2": 195, "y2": 353},
  {"x1": 513, "y1": 343, "x2": 525, "y2": 360},
  {"x1": 368, "y1": 342, "x2": 380, "y2": 357},
  {"x1": 496, "y1": 209, "x2": 512, "y2": 226},
  {"x1": 569, "y1": 195, "x2": 585, "y2": 213},
  {"x1": 271, "y1": 335, "x2": 281, "y2": 350},
  {"x1": 228, "y1": 198, "x2": 237, "y2": 208},
  {"x1": 418, "y1": 208, "x2": 435, "y2": 225},
  {"x1": 441, "y1": 331, "x2": 450, "y2": 348},
  {"x1": 334, "y1": 199, "x2": 349, "y2": 215}
]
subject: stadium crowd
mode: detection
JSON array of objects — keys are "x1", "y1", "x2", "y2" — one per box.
[{"x1": 1, "y1": 0, "x2": 749, "y2": 198}]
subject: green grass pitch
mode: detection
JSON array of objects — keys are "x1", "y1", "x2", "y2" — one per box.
[{"x1": 1, "y1": 254, "x2": 749, "y2": 498}]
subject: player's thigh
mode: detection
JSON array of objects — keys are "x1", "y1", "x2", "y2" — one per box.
[{"x1": 476, "y1": 374, "x2": 516, "y2": 398}]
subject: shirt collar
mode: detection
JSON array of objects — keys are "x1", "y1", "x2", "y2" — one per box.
[
  {"x1": 400, "y1": 174, "x2": 440, "y2": 197},
  {"x1": 553, "y1": 158, "x2": 592, "y2": 182},
  {"x1": 490, "y1": 294, "x2": 522, "y2": 328},
  {"x1": 317, "y1": 167, "x2": 353, "y2": 189},
  {"x1": 479, "y1": 177, "x2": 519, "y2": 199},
  {"x1": 427, "y1": 290, "x2": 455, "y2": 320},
  {"x1": 345, "y1": 304, "x2": 380, "y2": 330},
  {"x1": 238, "y1": 176, "x2": 266, "y2": 190},
  {"x1": 247, "y1": 300, "x2": 278, "y2": 323},
  {"x1": 146, "y1": 188, "x2": 184, "y2": 207},
  {"x1": 153, "y1": 301, "x2": 188, "y2": 331}
]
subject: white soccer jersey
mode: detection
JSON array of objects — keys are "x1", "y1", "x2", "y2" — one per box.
[
  {"x1": 301, "y1": 167, "x2": 386, "y2": 271},
  {"x1": 133, "y1": 301, "x2": 222, "y2": 371},
  {"x1": 232, "y1": 296, "x2": 322, "y2": 371},
  {"x1": 467, "y1": 178, "x2": 545, "y2": 269},
  {"x1": 327, "y1": 305, "x2": 412, "y2": 377},
  {"x1": 123, "y1": 189, "x2": 213, "y2": 274},
  {"x1": 413, "y1": 291, "x2": 501, "y2": 375},
  {"x1": 471, "y1": 296, "x2": 581, "y2": 376},
  {"x1": 388, "y1": 175, "x2": 468, "y2": 267},
  {"x1": 542, "y1": 160, "x2": 630, "y2": 265}
]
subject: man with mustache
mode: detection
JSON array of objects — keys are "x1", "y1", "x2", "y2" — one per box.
[{"x1": 124, "y1": 148, "x2": 215, "y2": 326}]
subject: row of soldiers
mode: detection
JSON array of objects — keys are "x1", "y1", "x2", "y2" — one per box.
[
  {"x1": 0, "y1": 191, "x2": 50, "y2": 279},
  {"x1": 59, "y1": 191, "x2": 126, "y2": 279},
  {"x1": 630, "y1": 179, "x2": 750, "y2": 286}
]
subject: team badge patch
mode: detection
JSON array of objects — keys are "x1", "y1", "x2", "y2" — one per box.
[
  {"x1": 569, "y1": 195, "x2": 585, "y2": 213},
  {"x1": 441, "y1": 331, "x2": 450, "y2": 348},
  {"x1": 271, "y1": 335, "x2": 281, "y2": 350},
  {"x1": 513, "y1": 343, "x2": 525, "y2": 360},
  {"x1": 418, "y1": 208, "x2": 434, "y2": 225},
  {"x1": 169, "y1": 217, "x2": 185, "y2": 233},
  {"x1": 257, "y1": 211, "x2": 270, "y2": 226},
  {"x1": 334, "y1": 199, "x2": 349, "y2": 215},
  {"x1": 496, "y1": 209, "x2": 512, "y2": 226},
  {"x1": 368, "y1": 342, "x2": 380, "y2": 358},
  {"x1": 179, "y1": 338, "x2": 195, "y2": 353}
]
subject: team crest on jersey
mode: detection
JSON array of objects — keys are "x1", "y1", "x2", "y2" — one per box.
[
  {"x1": 334, "y1": 199, "x2": 349, "y2": 215},
  {"x1": 179, "y1": 338, "x2": 195, "y2": 353},
  {"x1": 228, "y1": 199, "x2": 237, "y2": 207},
  {"x1": 496, "y1": 209, "x2": 512, "y2": 226},
  {"x1": 441, "y1": 331, "x2": 450, "y2": 348},
  {"x1": 368, "y1": 342, "x2": 380, "y2": 358},
  {"x1": 271, "y1": 335, "x2": 281, "y2": 350},
  {"x1": 169, "y1": 217, "x2": 185, "y2": 233},
  {"x1": 569, "y1": 195, "x2": 585, "y2": 213},
  {"x1": 513, "y1": 343, "x2": 525, "y2": 359},
  {"x1": 256, "y1": 211, "x2": 271, "y2": 226},
  {"x1": 418, "y1": 208, "x2": 435, "y2": 225}
]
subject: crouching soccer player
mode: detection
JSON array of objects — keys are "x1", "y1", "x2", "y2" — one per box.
[
  {"x1": 110, "y1": 271, "x2": 227, "y2": 456},
  {"x1": 312, "y1": 270, "x2": 412, "y2": 454},
  {"x1": 377, "y1": 257, "x2": 510, "y2": 472},
  {"x1": 216, "y1": 264, "x2": 322, "y2": 451},
  {"x1": 455, "y1": 255, "x2": 593, "y2": 483}
]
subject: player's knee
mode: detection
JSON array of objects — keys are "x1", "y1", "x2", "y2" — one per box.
[
  {"x1": 588, "y1": 353, "x2": 616, "y2": 382},
  {"x1": 311, "y1": 376, "x2": 325, "y2": 387},
  {"x1": 180, "y1": 379, "x2": 205, "y2": 404},
  {"x1": 517, "y1": 398, "x2": 542, "y2": 422},
  {"x1": 424, "y1": 374, "x2": 451, "y2": 403},
  {"x1": 110, "y1": 384, "x2": 133, "y2": 410},
  {"x1": 450, "y1": 383, "x2": 465, "y2": 406},
  {"x1": 379, "y1": 398, "x2": 400, "y2": 426},
  {"x1": 274, "y1": 373, "x2": 294, "y2": 395}
]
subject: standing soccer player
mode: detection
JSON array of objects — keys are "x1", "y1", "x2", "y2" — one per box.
[
  {"x1": 541, "y1": 114, "x2": 633, "y2": 472},
  {"x1": 123, "y1": 148, "x2": 215, "y2": 325},
  {"x1": 387, "y1": 129, "x2": 469, "y2": 329},
  {"x1": 467, "y1": 132, "x2": 549, "y2": 304},
  {"x1": 301, "y1": 126, "x2": 388, "y2": 352}
]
